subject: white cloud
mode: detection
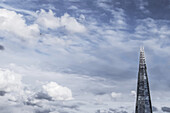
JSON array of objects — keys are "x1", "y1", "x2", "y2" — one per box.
[
  {"x1": 131, "y1": 90, "x2": 136, "y2": 97},
  {"x1": 35, "y1": 9, "x2": 60, "y2": 29},
  {"x1": 68, "y1": 5, "x2": 78, "y2": 10},
  {"x1": 111, "y1": 92, "x2": 122, "y2": 99},
  {"x1": 0, "y1": 66, "x2": 37, "y2": 103},
  {"x1": 43, "y1": 82, "x2": 73, "y2": 101},
  {"x1": 0, "y1": 68, "x2": 22, "y2": 92},
  {"x1": 0, "y1": 9, "x2": 40, "y2": 41},
  {"x1": 36, "y1": 9, "x2": 86, "y2": 33}
]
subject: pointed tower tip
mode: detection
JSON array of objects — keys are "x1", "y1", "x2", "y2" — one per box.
[
  {"x1": 139, "y1": 46, "x2": 145, "y2": 63},
  {"x1": 140, "y1": 46, "x2": 144, "y2": 52}
]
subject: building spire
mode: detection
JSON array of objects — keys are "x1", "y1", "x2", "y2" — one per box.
[
  {"x1": 140, "y1": 46, "x2": 144, "y2": 52},
  {"x1": 135, "y1": 47, "x2": 152, "y2": 113},
  {"x1": 139, "y1": 46, "x2": 145, "y2": 65}
]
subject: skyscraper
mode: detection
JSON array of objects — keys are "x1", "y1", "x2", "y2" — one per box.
[{"x1": 135, "y1": 47, "x2": 152, "y2": 113}]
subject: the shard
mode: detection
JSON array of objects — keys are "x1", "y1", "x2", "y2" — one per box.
[{"x1": 135, "y1": 47, "x2": 152, "y2": 113}]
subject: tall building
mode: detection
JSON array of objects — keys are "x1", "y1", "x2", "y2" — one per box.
[{"x1": 135, "y1": 47, "x2": 152, "y2": 113}]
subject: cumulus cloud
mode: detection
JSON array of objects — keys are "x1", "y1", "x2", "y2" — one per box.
[
  {"x1": 43, "y1": 82, "x2": 73, "y2": 101},
  {"x1": 0, "y1": 9, "x2": 40, "y2": 41},
  {"x1": 0, "y1": 66, "x2": 37, "y2": 104},
  {"x1": 0, "y1": 1, "x2": 169, "y2": 113},
  {"x1": 36, "y1": 9, "x2": 86, "y2": 33},
  {"x1": 0, "y1": 68, "x2": 22, "y2": 92}
]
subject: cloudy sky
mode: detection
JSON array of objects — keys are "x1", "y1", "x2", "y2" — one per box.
[{"x1": 0, "y1": 0, "x2": 170, "y2": 113}]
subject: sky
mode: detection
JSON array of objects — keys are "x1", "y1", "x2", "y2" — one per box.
[{"x1": 0, "y1": 0, "x2": 170, "y2": 113}]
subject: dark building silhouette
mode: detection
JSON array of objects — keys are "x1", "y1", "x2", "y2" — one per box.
[{"x1": 135, "y1": 47, "x2": 152, "y2": 113}]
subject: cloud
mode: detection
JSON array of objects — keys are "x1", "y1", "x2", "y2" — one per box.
[
  {"x1": 0, "y1": 64, "x2": 164, "y2": 113},
  {"x1": 135, "y1": 18, "x2": 170, "y2": 39},
  {"x1": 0, "y1": 91, "x2": 6, "y2": 96},
  {"x1": 130, "y1": 90, "x2": 136, "y2": 97},
  {"x1": 35, "y1": 92, "x2": 52, "y2": 101},
  {"x1": 96, "y1": 107, "x2": 129, "y2": 113},
  {"x1": 41, "y1": 34, "x2": 73, "y2": 46},
  {"x1": 111, "y1": 92, "x2": 122, "y2": 99},
  {"x1": 0, "y1": 45, "x2": 4, "y2": 50},
  {"x1": 43, "y1": 82, "x2": 73, "y2": 101},
  {"x1": 0, "y1": 3, "x2": 37, "y2": 17},
  {"x1": 0, "y1": 68, "x2": 22, "y2": 92},
  {"x1": 49, "y1": 111, "x2": 59, "y2": 113},
  {"x1": 162, "y1": 107, "x2": 170, "y2": 112},
  {"x1": 36, "y1": 9, "x2": 86, "y2": 33},
  {"x1": 0, "y1": 9, "x2": 40, "y2": 42},
  {"x1": 136, "y1": 0, "x2": 150, "y2": 13},
  {"x1": 0, "y1": 1, "x2": 169, "y2": 113},
  {"x1": 110, "y1": 8, "x2": 127, "y2": 29},
  {"x1": 152, "y1": 106, "x2": 158, "y2": 112},
  {"x1": 134, "y1": 18, "x2": 170, "y2": 57},
  {"x1": 68, "y1": 6, "x2": 78, "y2": 10}
]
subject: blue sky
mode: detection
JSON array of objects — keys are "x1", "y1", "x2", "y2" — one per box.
[{"x1": 0, "y1": 0, "x2": 170, "y2": 113}]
